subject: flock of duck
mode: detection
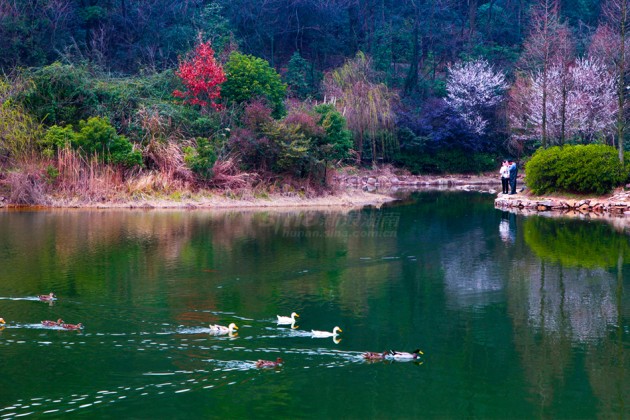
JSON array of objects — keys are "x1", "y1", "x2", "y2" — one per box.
[
  {"x1": 0, "y1": 293, "x2": 83, "y2": 330},
  {"x1": 1, "y1": 297, "x2": 424, "y2": 367},
  {"x1": 251, "y1": 311, "x2": 422, "y2": 366}
]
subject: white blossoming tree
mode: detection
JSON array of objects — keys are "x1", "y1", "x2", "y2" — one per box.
[
  {"x1": 509, "y1": 58, "x2": 617, "y2": 146},
  {"x1": 445, "y1": 59, "x2": 507, "y2": 136},
  {"x1": 567, "y1": 59, "x2": 618, "y2": 143}
]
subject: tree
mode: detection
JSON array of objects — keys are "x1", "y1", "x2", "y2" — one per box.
[
  {"x1": 284, "y1": 51, "x2": 319, "y2": 99},
  {"x1": 508, "y1": 58, "x2": 617, "y2": 146},
  {"x1": 567, "y1": 59, "x2": 618, "y2": 143},
  {"x1": 323, "y1": 52, "x2": 397, "y2": 165},
  {"x1": 445, "y1": 59, "x2": 507, "y2": 136},
  {"x1": 173, "y1": 41, "x2": 226, "y2": 112},
  {"x1": 590, "y1": 0, "x2": 629, "y2": 163},
  {"x1": 313, "y1": 104, "x2": 353, "y2": 162},
  {"x1": 520, "y1": 0, "x2": 568, "y2": 147},
  {"x1": 221, "y1": 52, "x2": 287, "y2": 117}
]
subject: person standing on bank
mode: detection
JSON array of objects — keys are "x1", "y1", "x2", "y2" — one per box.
[
  {"x1": 509, "y1": 160, "x2": 518, "y2": 194},
  {"x1": 500, "y1": 160, "x2": 510, "y2": 194}
]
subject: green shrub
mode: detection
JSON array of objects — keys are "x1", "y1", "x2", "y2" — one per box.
[
  {"x1": 184, "y1": 137, "x2": 218, "y2": 180},
  {"x1": 222, "y1": 52, "x2": 287, "y2": 117},
  {"x1": 525, "y1": 144, "x2": 627, "y2": 195},
  {"x1": 20, "y1": 63, "x2": 98, "y2": 126},
  {"x1": 75, "y1": 117, "x2": 142, "y2": 167},
  {"x1": 313, "y1": 104, "x2": 353, "y2": 162},
  {"x1": 0, "y1": 79, "x2": 41, "y2": 159},
  {"x1": 40, "y1": 125, "x2": 75, "y2": 157},
  {"x1": 41, "y1": 117, "x2": 142, "y2": 168}
]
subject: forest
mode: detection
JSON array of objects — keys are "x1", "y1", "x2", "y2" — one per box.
[{"x1": 0, "y1": 0, "x2": 628, "y2": 202}]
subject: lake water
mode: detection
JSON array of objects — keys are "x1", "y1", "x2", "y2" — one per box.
[{"x1": 0, "y1": 191, "x2": 628, "y2": 419}]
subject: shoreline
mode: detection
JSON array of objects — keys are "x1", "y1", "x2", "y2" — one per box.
[
  {"x1": 2, "y1": 169, "x2": 628, "y2": 217},
  {"x1": 494, "y1": 189, "x2": 630, "y2": 216},
  {"x1": 0, "y1": 189, "x2": 398, "y2": 211},
  {"x1": 0, "y1": 170, "x2": 503, "y2": 211}
]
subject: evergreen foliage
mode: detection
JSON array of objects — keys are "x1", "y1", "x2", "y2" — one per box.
[
  {"x1": 525, "y1": 144, "x2": 629, "y2": 195},
  {"x1": 184, "y1": 137, "x2": 218, "y2": 181},
  {"x1": 41, "y1": 117, "x2": 142, "y2": 167},
  {"x1": 222, "y1": 52, "x2": 287, "y2": 117}
]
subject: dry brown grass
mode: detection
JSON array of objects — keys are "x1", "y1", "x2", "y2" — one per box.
[
  {"x1": 210, "y1": 157, "x2": 257, "y2": 190},
  {"x1": 144, "y1": 139, "x2": 194, "y2": 184},
  {"x1": 56, "y1": 147, "x2": 124, "y2": 201},
  {"x1": 3, "y1": 155, "x2": 50, "y2": 205}
]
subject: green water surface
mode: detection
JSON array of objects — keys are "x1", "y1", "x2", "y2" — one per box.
[{"x1": 0, "y1": 191, "x2": 628, "y2": 419}]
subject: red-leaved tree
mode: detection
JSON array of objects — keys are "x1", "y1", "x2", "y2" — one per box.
[{"x1": 173, "y1": 41, "x2": 226, "y2": 111}]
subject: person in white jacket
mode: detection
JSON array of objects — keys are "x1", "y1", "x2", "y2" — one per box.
[{"x1": 500, "y1": 161, "x2": 509, "y2": 194}]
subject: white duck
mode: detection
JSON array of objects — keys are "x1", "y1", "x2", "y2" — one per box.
[
  {"x1": 209, "y1": 323, "x2": 238, "y2": 335},
  {"x1": 277, "y1": 312, "x2": 299, "y2": 325},
  {"x1": 311, "y1": 326, "x2": 342, "y2": 338}
]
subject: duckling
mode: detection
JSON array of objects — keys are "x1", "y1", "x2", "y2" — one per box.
[
  {"x1": 0, "y1": 318, "x2": 5, "y2": 325},
  {"x1": 276, "y1": 312, "x2": 299, "y2": 325},
  {"x1": 387, "y1": 349, "x2": 423, "y2": 360},
  {"x1": 61, "y1": 323, "x2": 83, "y2": 330},
  {"x1": 42, "y1": 319, "x2": 64, "y2": 327},
  {"x1": 208, "y1": 323, "x2": 238, "y2": 335},
  {"x1": 255, "y1": 358, "x2": 284, "y2": 368},
  {"x1": 38, "y1": 292, "x2": 56, "y2": 301},
  {"x1": 311, "y1": 326, "x2": 342, "y2": 338},
  {"x1": 362, "y1": 351, "x2": 388, "y2": 360}
]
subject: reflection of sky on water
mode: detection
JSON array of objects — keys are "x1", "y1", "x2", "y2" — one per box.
[
  {"x1": 526, "y1": 266, "x2": 617, "y2": 343},
  {"x1": 441, "y1": 228, "x2": 505, "y2": 310}
]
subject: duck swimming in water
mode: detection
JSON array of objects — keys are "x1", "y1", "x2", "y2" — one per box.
[
  {"x1": 42, "y1": 319, "x2": 63, "y2": 327},
  {"x1": 0, "y1": 318, "x2": 5, "y2": 325},
  {"x1": 38, "y1": 293, "x2": 56, "y2": 301},
  {"x1": 208, "y1": 323, "x2": 238, "y2": 335},
  {"x1": 255, "y1": 358, "x2": 283, "y2": 368},
  {"x1": 276, "y1": 312, "x2": 299, "y2": 325},
  {"x1": 311, "y1": 326, "x2": 342, "y2": 338},
  {"x1": 61, "y1": 323, "x2": 83, "y2": 330},
  {"x1": 362, "y1": 351, "x2": 388, "y2": 360},
  {"x1": 387, "y1": 349, "x2": 423, "y2": 360}
]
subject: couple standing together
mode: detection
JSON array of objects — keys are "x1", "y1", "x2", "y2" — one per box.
[{"x1": 500, "y1": 160, "x2": 518, "y2": 195}]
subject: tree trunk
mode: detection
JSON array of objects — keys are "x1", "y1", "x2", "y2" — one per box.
[
  {"x1": 468, "y1": 0, "x2": 478, "y2": 45},
  {"x1": 404, "y1": 14, "x2": 419, "y2": 93},
  {"x1": 542, "y1": 68, "x2": 548, "y2": 147}
]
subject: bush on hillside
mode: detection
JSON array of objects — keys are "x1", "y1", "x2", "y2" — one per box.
[
  {"x1": 222, "y1": 52, "x2": 287, "y2": 117},
  {"x1": 0, "y1": 79, "x2": 41, "y2": 160},
  {"x1": 20, "y1": 63, "x2": 97, "y2": 126},
  {"x1": 41, "y1": 117, "x2": 142, "y2": 168},
  {"x1": 184, "y1": 137, "x2": 218, "y2": 181},
  {"x1": 525, "y1": 144, "x2": 628, "y2": 195}
]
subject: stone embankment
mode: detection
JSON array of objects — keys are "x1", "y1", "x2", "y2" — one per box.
[{"x1": 495, "y1": 190, "x2": 630, "y2": 216}]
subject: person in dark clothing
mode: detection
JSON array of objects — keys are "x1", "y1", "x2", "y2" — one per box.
[{"x1": 509, "y1": 161, "x2": 518, "y2": 194}]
